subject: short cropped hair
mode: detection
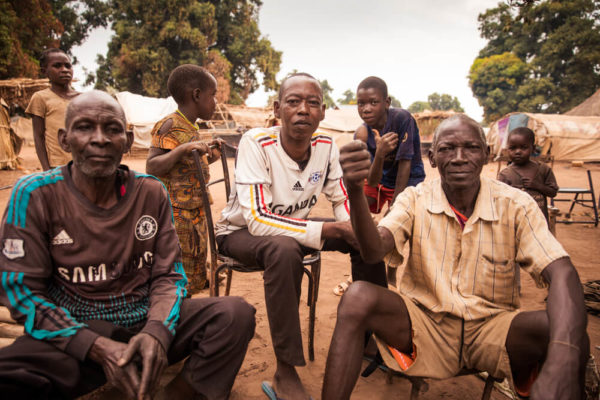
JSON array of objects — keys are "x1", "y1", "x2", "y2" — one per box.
[
  {"x1": 357, "y1": 76, "x2": 388, "y2": 99},
  {"x1": 508, "y1": 126, "x2": 535, "y2": 146},
  {"x1": 278, "y1": 72, "x2": 321, "y2": 101},
  {"x1": 432, "y1": 114, "x2": 486, "y2": 148},
  {"x1": 40, "y1": 48, "x2": 67, "y2": 68},
  {"x1": 167, "y1": 64, "x2": 215, "y2": 104}
]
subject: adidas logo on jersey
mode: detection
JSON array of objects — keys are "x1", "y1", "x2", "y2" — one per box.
[
  {"x1": 52, "y1": 229, "x2": 73, "y2": 245},
  {"x1": 292, "y1": 181, "x2": 304, "y2": 191}
]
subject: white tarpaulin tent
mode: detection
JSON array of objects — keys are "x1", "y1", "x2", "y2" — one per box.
[
  {"x1": 487, "y1": 112, "x2": 600, "y2": 161},
  {"x1": 318, "y1": 106, "x2": 361, "y2": 149},
  {"x1": 115, "y1": 92, "x2": 178, "y2": 150},
  {"x1": 116, "y1": 92, "x2": 365, "y2": 150},
  {"x1": 320, "y1": 107, "x2": 362, "y2": 133}
]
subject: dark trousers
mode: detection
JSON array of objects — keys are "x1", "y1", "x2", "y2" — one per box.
[
  {"x1": 0, "y1": 296, "x2": 255, "y2": 400},
  {"x1": 217, "y1": 229, "x2": 386, "y2": 366}
]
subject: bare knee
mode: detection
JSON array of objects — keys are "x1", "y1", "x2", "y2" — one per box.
[
  {"x1": 507, "y1": 311, "x2": 550, "y2": 366},
  {"x1": 337, "y1": 281, "x2": 381, "y2": 325}
]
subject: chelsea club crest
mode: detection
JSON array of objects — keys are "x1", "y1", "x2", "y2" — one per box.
[{"x1": 135, "y1": 216, "x2": 158, "y2": 241}]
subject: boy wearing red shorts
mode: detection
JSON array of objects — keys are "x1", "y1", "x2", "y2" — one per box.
[{"x1": 355, "y1": 76, "x2": 425, "y2": 214}]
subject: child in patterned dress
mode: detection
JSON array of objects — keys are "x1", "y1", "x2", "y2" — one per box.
[{"x1": 147, "y1": 65, "x2": 223, "y2": 294}]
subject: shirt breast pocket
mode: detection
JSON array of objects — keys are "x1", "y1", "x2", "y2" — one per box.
[{"x1": 473, "y1": 254, "x2": 518, "y2": 306}]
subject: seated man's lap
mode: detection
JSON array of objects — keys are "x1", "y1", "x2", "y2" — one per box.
[
  {"x1": 217, "y1": 229, "x2": 306, "y2": 269},
  {"x1": 0, "y1": 298, "x2": 255, "y2": 397},
  {"x1": 376, "y1": 292, "x2": 518, "y2": 382},
  {"x1": 170, "y1": 296, "x2": 255, "y2": 363}
]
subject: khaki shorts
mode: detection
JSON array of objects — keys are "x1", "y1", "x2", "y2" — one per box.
[{"x1": 375, "y1": 293, "x2": 519, "y2": 382}]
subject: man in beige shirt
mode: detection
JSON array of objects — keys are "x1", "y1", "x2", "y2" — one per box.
[{"x1": 322, "y1": 114, "x2": 588, "y2": 399}]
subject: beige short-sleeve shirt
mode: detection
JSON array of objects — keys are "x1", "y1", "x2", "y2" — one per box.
[
  {"x1": 379, "y1": 177, "x2": 569, "y2": 321},
  {"x1": 26, "y1": 88, "x2": 73, "y2": 167}
]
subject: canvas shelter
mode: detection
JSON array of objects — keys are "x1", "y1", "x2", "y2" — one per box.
[
  {"x1": 487, "y1": 112, "x2": 600, "y2": 161},
  {"x1": 115, "y1": 92, "x2": 249, "y2": 150},
  {"x1": 566, "y1": 89, "x2": 600, "y2": 117},
  {"x1": 115, "y1": 91, "x2": 178, "y2": 150},
  {"x1": 0, "y1": 98, "x2": 22, "y2": 170}
]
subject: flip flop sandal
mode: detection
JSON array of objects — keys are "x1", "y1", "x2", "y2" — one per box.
[
  {"x1": 262, "y1": 381, "x2": 284, "y2": 400},
  {"x1": 333, "y1": 279, "x2": 351, "y2": 296},
  {"x1": 261, "y1": 381, "x2": 314, "y2": 400}
]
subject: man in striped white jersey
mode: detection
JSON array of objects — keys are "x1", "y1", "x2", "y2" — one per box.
[{"x1": 216, "y1": 73, "x2": 386, "y2": 400}]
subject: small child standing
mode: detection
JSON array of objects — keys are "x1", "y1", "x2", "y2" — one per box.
[
  {"x1": 498, "y1": 127, "x2": 559, "y2": 224},
  {"x1": 26, "y1": 48, "x2": 78, "y2": 170},
  {"x1": 146, "y1": 65, "x2": 222, "y2": 294}
]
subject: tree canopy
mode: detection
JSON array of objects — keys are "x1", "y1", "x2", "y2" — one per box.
[
  {"x1": 407, "y1": 101, "x2": 431, "y2": 113},
  {"x1": 92, "y1": 0, "x2": 281, "y2": 103},
  {"x1": 0, "y1": 0, "x2": 108, "y2": 79},
  {"x1": 338, "y1": 89, "x2": 356, "y2": 105},
  {"x1": 319, "y1": 79, "x2": 336, "y2": 109},
  {"x1": 469, "y1": 0, "x2": 600, "y2": 122},
  {"x1": 389, "y1": 95, "x2": 402, "y2": 108},
  {"x1": 408, "y1": 93, "x2": 464, "y2": 113},
  {"x1": 338, "y1": 89, "x2": 401, "y2": 108}
]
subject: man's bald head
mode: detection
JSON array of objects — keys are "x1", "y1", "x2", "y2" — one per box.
[
  {"x1": 432, "y1": 114, "x2": 486, "y2": 149},
  {"x1": 65, "y1": 90, "x2": 126, "y2": 129}
]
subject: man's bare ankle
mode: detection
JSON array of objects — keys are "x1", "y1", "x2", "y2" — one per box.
[{"x1": 273, "y1": 361, "x2": 309, "y2": 399}]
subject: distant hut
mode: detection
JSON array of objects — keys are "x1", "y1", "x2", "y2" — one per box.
[
  {"x1": 222, "y1": 104, "x2": 271, "y2": 130},
  {"x1": 0, "y1": 98, "x2": 23, "y2": 170},
  {"x1": 487, "y1": 112, "x2": 600, "y2": 162},
  {"x1": 412, "y1": 110, "x2": 456, "y2": 141},
  {"x1": 0, "y1": 78, "x2": 50, "y2": 112}
]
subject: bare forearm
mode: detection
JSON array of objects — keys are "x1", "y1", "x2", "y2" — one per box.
[
  {"x1": 32, "y1": 118, "x2": 50, "y2": 170},
  {"x1": 366, "y1": 156, "x2": 384, "y2": 187},
  {"x1": 146, "y1": 146, "x2": 187, "y2": 176},
  {"x1": 392, "y1": 160, "x2": 411, "y2": 200},
  {"x1": 543, "y1": 259, "x2": 587, "y2": 348},
  {"x1": 346, "y1": 185, "x2": 389, "y2": 262},
  {"x1": 34, "y1": 136, "x2": 51, "y2": 170}
]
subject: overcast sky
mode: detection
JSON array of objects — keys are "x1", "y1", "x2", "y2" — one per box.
[{"x1": 72, "y1": 0, "x2": 502, "y2": 121}]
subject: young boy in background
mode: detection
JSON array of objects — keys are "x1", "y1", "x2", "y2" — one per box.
[
  {"x1": 26, "y1": 48, "x2": 78, "y2": 170},
  {"x1": 499, "y1": 127, "x2": 558, "y2": 225},
  {"x1": 147, "y1": 65, "x2": 223, "y2": 294},
  {"x1": 349, "y1": 76, "x2": 425, "y2": 289},
  {"x1": 355, "y1": 76, "x2": 425, "y2": 212}
]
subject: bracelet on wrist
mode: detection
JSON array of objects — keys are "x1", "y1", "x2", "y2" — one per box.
[{"x1": 549, "y1": 340, "x2": 581, "y2": 353}]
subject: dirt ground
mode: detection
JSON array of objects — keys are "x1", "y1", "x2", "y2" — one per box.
[{"x1": 1, "y1": 144, "x2": 600, "y2": 400}]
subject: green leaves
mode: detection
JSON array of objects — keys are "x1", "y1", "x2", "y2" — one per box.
[
  {"x1": 91, "y1": 0, "x2": 280, "y2": 102},
  {"x1": 408, "y1": 93, "x2": 464, "y2": 114},
  {"x1": 470, "y1": 0, "x2": 600, "y2": 122}
]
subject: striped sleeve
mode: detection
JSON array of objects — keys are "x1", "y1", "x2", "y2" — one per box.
[
  {"x1": 0, "y1": 170, "x2": 98, "y2": 360},
  {"x1": 235, "y1": 134, "x2": 324, "y2": 249},
  {"x1": 321, "y1": 142, "x2": 350, "y2": 221}
]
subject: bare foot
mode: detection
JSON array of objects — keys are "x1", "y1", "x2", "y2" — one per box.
[{"x1": 273, "y1": 360, "x2": 310, "y2": 400}]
